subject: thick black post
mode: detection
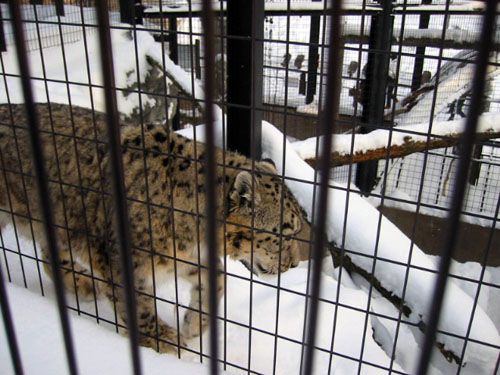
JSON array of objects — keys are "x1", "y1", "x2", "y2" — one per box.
[
  {"x1": 410, "y1": 0, "x2": 431, "y2": 92},
  {"x1": 305, "y1": 14, "x2": 320, "y2": 104},
  {"x1": 194, "y1": 39, "x2": 201, "y2": 80},
  {"x1": 0, "y1": 6, "x2": 6, "y2": 52},
  {"x1": 55, "y1": 0, "x2": 64, "y2": 16},
  {"x1": 120, "y1": 0, "x2": 142, "y2": 25},
  {"x1": 168, "y1": 15, "x2": 181, "y2": 130},
  {"x1": 355, "y1": 0, "x2": 394, "y2": 195},
  {"x1": 95, "y1": 1, "x2": 142, "y2": 373},
  {"x1": 120, "y1": 0, "x2": 134, "y2": 24},
  {"x1": 200, "y1": 1, "x2": 219, "y2": 373},
  {"x1": 227, "y1": 0, "x2": 264, "y2": 158},
  {"x1": 168, "y1": 16, "x2": 178, "y2": 64}
]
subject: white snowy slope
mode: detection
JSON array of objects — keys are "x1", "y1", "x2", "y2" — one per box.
[
  {"x1": 396, "y1": 51, "x2": 477, "y2": 126},
  {"x1": 0, "y1": 282, "x2": 210, "y2": 375},
  {"x1": 190, "y1": 260, "x2": 404, "y2": 374}
]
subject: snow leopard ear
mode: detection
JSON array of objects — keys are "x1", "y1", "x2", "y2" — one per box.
[
  {"x1": 258, "y1": 158, "x2": 277, "y2": 174},
  {"x1": 229, "y1": 171, "x2": 261, "y2": 212}
]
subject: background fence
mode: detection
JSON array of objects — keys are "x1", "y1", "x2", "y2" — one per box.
[{"x1": 0, "y1": 1, "x2": 499, "y2": 374}]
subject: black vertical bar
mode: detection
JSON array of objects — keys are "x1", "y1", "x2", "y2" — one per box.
[
  {"x1": 167, "y1": 16, "x2": 180, "y2": 131},
  {"x1": 168, "y1": 16, "x2": 178, "y2": 64},
  {"x1": 200, "y1": 0, "x2": 219, "y2": 373},
  {"x1": 468, "y1": 144, "x2": 482, "y2": 185},
  {"x1": 411, "y1": 0, "x2": 431, "y2": 92},
  {"x1": 251, "y1": 0, "x2": 264, "y2": 159},
  {"x1": 120, "y1": 0, "x2": 135, "y2": 25},
  {"x1": 299, "y1": 72, "x2": 306, "y2": 95},
  {"x1": 305, "y1": 14, "x2": 320, "y2": 105},
  {"x1": 194, "y1": 39, "x2": 201, "y2": 80},
  {"x1": 55, "y1": 0, "x2": 64, "y2": 17},
  {"x1": 7, "y1": 1, "x2": 78, "y2": 374},
  {"x1": 355, "y1": 0, "x2": 393, "y2": 195},
  {"x1": 0, "y1": 6, "x2": 6, "y2": 52},
  {"x1": 301, "y1": 0, "x2": 343, "y2": 373},
  {"x1": 415, "y1": 1, "x2": 497, "y2": 373},
  {"x1": 0, "y1": 263, "x2": 24, "y2": 375},
  {"x1": 157, "y1": 2, "x2": 183, "y2": 357},
  {"x1": 227, "y1": 0, "x2": 263, "y2": 158},
  {"x1": 135, "y1": 1, "x2": 143, "y2": 25},
  {"x1": 95, "y1": 2, "x2": 142, "y2": 374}
]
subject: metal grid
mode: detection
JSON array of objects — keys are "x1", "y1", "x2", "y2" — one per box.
[
  {"x1": 0, "y1": 1, "x2": 499, "y2": 375},
  {"x1": 0, "y1": 1, "x2": 124, "y2": 52},
  {"x1": 379, "y1": 144, "x2": 500, "y2": 226}
]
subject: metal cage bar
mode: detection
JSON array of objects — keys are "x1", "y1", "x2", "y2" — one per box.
[
  {"x1": 301, "y1": 0, "x2": 343, "y2": 373},
  {"x1": 94, "y1": 1, "x2": 142, "y2": 374},
  {"x1": 200, "y1": 0, "x2": 219, "y2": 374},
  {"x1": 0, "y1": 6, "x2": 5, "y2": 52},
  {"x1": 416, "y1": 0, "x2": 498, "y2": 373},
  {"x1": 55, "y1": 0, "x2": 64, "y2": 17},
  {"x1": 7, "y1": 1, "x2": 78, "y2": 374},
  {"x1": 0, "y1": 262, "x2": 23, "y2": 375}
]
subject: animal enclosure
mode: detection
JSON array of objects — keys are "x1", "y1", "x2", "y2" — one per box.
[{"x1": 0, "y1": 1, "x2": 499, "y2": 375}]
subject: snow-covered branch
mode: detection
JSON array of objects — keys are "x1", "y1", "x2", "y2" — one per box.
[{"x1": 292, "y1": 113, "x2": 500, "y2": 168}]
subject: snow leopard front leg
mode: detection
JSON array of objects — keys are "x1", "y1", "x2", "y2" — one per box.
[
  {"x1": 104, "y1": 251, "x2": 187, "y2": 354},
  {"x1": 181, "y1": 258, "x2": 224, "y2": 339}
]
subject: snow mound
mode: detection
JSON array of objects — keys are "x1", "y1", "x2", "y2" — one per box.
[{"x1": 0, "y1": 283, "x2": 208, "y2": 375}]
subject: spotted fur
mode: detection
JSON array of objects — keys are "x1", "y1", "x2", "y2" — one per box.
[{"x1": 0, "y1": 103, "x2": 304, "y2": 353}]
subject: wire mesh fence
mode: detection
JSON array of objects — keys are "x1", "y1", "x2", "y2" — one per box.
[{"x1": 0, "y1": 1, "x2": 499, "y2": 375}]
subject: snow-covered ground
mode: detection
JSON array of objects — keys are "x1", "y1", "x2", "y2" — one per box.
[
  {"x1": 0, "y1": 282, "x2": 207, "y2": 375},
  {"x1": 0, "y1": 225, "x2": 405, "y2": 374},
  {"x1": 0, "y1": 4, "x2": 499, "y2": 375}
]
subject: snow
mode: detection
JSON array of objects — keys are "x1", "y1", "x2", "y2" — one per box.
[
  {"x1": 259, "y1": 121, "x2": 500, "y2": 373},
  {"x1": 0, "y1": 223, "x2": 401, "y2": 375},
  {"x1": 1, "y1": 5, "x2": 499, "y2": 374},
  {"x1": 216, "y1": 261, "x2": 402, "y2": 374},
  {"x1": 0, "y1": 283, "x2": 208, "y2": 375}
]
